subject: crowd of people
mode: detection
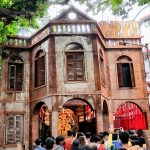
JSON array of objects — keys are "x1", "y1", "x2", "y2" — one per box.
[{"x1": 33, "y1": 129, "x2": 147, "y2": 150}]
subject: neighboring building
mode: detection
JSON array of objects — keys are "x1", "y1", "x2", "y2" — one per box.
[
  {"x1": 0, "y1": 6, "x2": 149, "y2": 149},
  {"x1": 135, "y1": 5, "x2": 150, "y2": 107}
]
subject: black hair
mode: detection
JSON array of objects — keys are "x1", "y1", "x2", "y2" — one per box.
[
  {"x1": 45, "y1": 137, "x2": 55, "y2": 149},
  {"x1": 35, "y1": 138, "x2": 41, "y2": 146},
  {"x1": 112, "y1": 134, "x2": 118, "y2": 140},
  {"x1": 85, "y1": 132, "x2": 92, "y2": 138},
  {"x1": 129, "y1": 135, "x2": 138, "y2": 141},
  {"x1": 137, "y1": 129, "x2": 144, "y2": 138},
  {"x1": 138, "y1": 137, "x2": 146, "y2": 147},
  {"x1": 90, "y1": 135, "x2": 100, "y2": 143},
  {"x1": 77, "y1": 132, "x2": 84, "y2": 138},
  {"x1": 56, "y1": 135, "x2": 65, "y2": 145},
  {"x1": 67, "y1": 130, "x2": 73, "y2": 136},
  {"x1": 79, "y1": 136, "x2": 86, "y2": 145},
  {"x1": 119, "y1": 132, "x2": 129, "y2": 144},
  {"x1": 103, "y1": 131, "x2": 109, "y2": 137},
  {"x1": 131, "y1": 140, "x2": 139, "y2": 146}
]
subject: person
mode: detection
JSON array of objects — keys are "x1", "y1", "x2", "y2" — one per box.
[
  {"x1": 34, "y1": 138, "x2": 46, "y2": 150},
  {"x1": 65, "y1": 130, "x2": 74, "y2": 150},
  {"x1": 85, "y1": 132, "x2": 92, "y2": 144},
  {"x1": 112, "y1": 133, "x2": 122, "y2": 149},
  {"x1": 138, "y1": 137, "x2": 147, "y2": 150},
  {"x1": 88, "y1": 135, "x2": 101, "y2": 149},
  {"x1": 45, "y1": 137, "x2": 55, "y2": 150},
  {"x1": 119, "y1": 132, "x2": 140, "y2": 150},
  {"x1": 98, "y1": 139, "x2": 107, "y2": 150},
  {"x1": 78, "y1": 136, "x2": 86, "y2": 150},
  {"x1": 103, "y1": 131, "x2": 110, "y2": 150},
  {"x1": 54, "y1": 135, "x2": 65, "y2": 150},
  {"x1": 71, "y1": 132, "x2": 84, "y2": 150}
]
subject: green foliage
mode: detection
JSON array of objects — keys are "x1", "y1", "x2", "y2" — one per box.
[{"x1": 0, "y1": 0, "x2": 150, "y2": 47}]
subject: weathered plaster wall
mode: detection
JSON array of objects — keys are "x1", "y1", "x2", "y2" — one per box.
[{"x1": 55, "y1": 35, "x2": 96, "y2": 94}]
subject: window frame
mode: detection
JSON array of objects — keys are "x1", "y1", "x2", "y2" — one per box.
[
  {"x1": 34, "y1": 50, "x2": 46, "y2": 88},
  {"x1": 5, "y1": 114, "x2": 24, "y2": 145},
  {"x1": 65, "y1": 43, "x2": 85, "y2": 82},
  {"x1": 98, "y1": 49, "x2": 105, "y2": 85},
  {"x1": 8, "y1": 56, "x2": 24, "y2": 91},
  {"x1": 117, "y1": 56, "x2": 135, "y2": 88}
]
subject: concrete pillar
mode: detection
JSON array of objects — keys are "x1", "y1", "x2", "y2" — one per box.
[
  {"x1": 32, "y1": 115, "x2": 39, "y2": 144},
  {"x1": 24, "y1": 104, "x2": 30, "y2": 150},
  {"x1": 0, "y1": 111, "x2": 4, "y2": 147},
  {"x1": 51, "y1": 111, "x2": 58, "y2": 137},
  {"x1": 96, "y1": 109, "x2": 103, "y2": 133}
]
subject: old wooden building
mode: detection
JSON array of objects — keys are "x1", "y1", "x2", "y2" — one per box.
[{"x1": 0, "y1": 6, "x2": 149, "y2": 149}]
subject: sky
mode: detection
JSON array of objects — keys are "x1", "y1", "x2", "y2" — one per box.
[{"x1": 19, "y1": 2, "x2": 150, "y2": 46}]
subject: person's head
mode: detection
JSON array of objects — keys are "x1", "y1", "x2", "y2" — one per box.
[
  {"x1": 119, "y1": 132, "x2": 129, "y2": 144},
  {"x1": 35, "y1": 138, "x2": 41, "y2": 146},
  {"x1": 138, "y1": 137, "x2": 146, "y2": 147},
  {"x1": 79, "y1": 136, "x2": 86, "y2": 145},
  {"x1": 67, "y1": 130, "x2": 73, "y2": 137},
  {"x1": 116, "y1": 129, "x2": 120, "y2": 134},
  {"x1": 76, "y1": 132, "x2": 84, "y2": 139},
  {"x1": 90, "y1": 135, "x2": 100, "y2": 143},
  {"x1": 56, "y1": 135, "x2": 65, "y2": 145},
  {"x1": 131, "y1": 140, "x2": 139, "y2": 146},
  {"x1": 45, "y1": 137, "x2": 55, "y2": 149},
  {"x1": 112, "y1": 134, "x2": 118, "y2": 141},
  {"x1": 103, "y1": 131, "x2": 109, "y2": 141},
  {"x1": 85, "y1": 132, "x2": 92, "y2": 139},
  {"x1": 137, "y1": 129, "x2": 144, "y2": 138}
]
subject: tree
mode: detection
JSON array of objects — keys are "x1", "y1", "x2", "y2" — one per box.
[{"x1": 0, "y1": 0, "x2": 150, "y2": 44}]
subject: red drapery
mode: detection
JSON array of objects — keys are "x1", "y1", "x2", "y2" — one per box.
[{"x1": 114, "y1": 102, "x2": 146, "y2": 130}]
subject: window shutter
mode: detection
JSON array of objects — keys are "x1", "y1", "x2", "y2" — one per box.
[
  {"x1": 100, "y1": 57, "x2": 105, "y2": 84},
  {"x1": 129, "y1": 63, "x2": 135, "y2": 87},
  {"x1": 6, "y1": 115, "x2": 15, "y2": 144},
  {"x1": 38, "y1": 56, "x2": 45, "y2": 86},
  {"x1": 15, "y1": 115, "x2": 23, "y2": 143},
  {"x1": 16, "y1": 64, "x2": 23, "y2": 91},
  {"x1": 75, "y1": 53, "x2": 84, "y2": 81},
  {"x1": 6, "y1": 115, "x2": 23, "y2": 144},
  {"x1": 35, "y1": 55, "x2": 45, "y2": 87},
  {"x1": 9, "y1": 65, "x2": 16, "y2": 90},
  {"x1": 117, "y1": 63, "x2": 123, "y2": 87},
  {"x1": 67, "y1": 54, "x2": 74, "y2": 80}
]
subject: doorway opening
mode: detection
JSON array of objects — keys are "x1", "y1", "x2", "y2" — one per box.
[
  {"x1": 32, "y1": 102, "x2": 51, "y2": 145},
  {"x1": 58, "y1": 98, "x2": 96, "y2": 136},
  {"x1": 114, "y1": 102, "x2": 147, "y2": 130}
]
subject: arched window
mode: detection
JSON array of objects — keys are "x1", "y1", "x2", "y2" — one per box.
[
  {"x1": 65, "y1": 43, "x2": 84, "y2": 81},
  {"x1": 8, "y1": 55, "x2": 23, "y2": 91},
  {"x1": 117, "y1": 56, "x2": 135, "y2": 87},
  {"x1": 34, "y1": 50, "x2": 45, "y2": 87}
]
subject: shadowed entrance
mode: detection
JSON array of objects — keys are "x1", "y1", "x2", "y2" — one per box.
[{"x1": 58, "y1": 98, "x2": 96, "y2": 136}]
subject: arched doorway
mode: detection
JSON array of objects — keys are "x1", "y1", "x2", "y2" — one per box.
[
  {"x1": 58, "y1": 99, "x2": 96, "y2": 136},
  {"x1": 114, "y1": 102, "x2": 147, "y2": 130},
  {"x1": 103, "y1": 100, "x2": 109, "y2": 131},
  {"x1": 32, "y1": 102, "x2": 51, "y2": 145}
]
